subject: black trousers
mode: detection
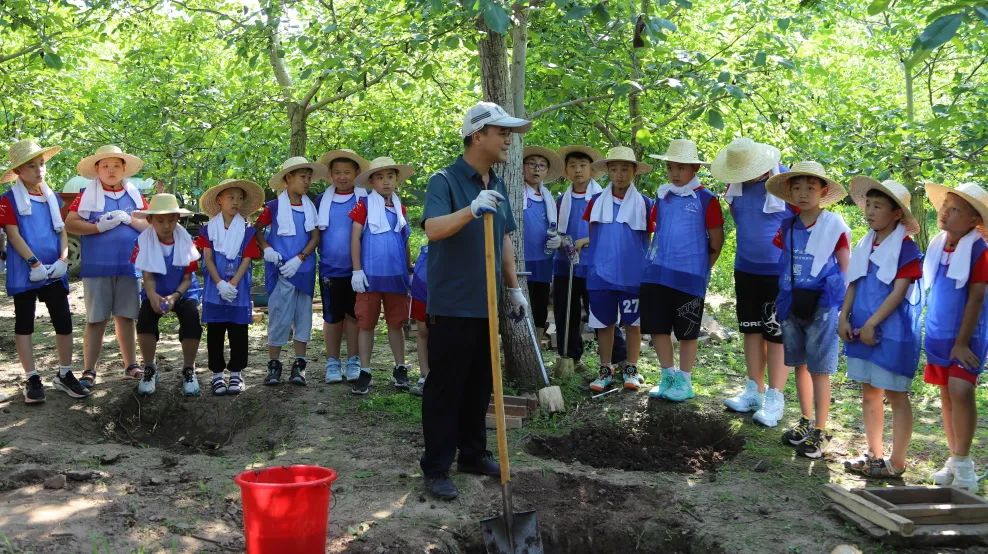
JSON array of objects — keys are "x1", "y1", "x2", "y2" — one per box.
[
  {"x1": 206, "y1": 322, "x2": 249, "y2": 372},
  {"x1": 527, "y1": 280, "x2": 551, "y2": 329},
  {"x1": 13, "y1": 282, "x2": 72, "y2": 335},
  {"x1": 551, "y1": 274, "x2": 627, "y2": 363},
  {"x1": 420, "y1": 315, "x2": 492, "y2": 477}
]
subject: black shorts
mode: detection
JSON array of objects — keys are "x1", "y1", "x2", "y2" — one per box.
[
  {"x1": 640, "y1": 283, "x2": 705, "y2": 340},
  {"x1": 320, "y1": 276, "x2": 356, "y2": 324},
  {"x1": 13, "y1": 282, "x2": 72, "y2": 336},
  {"x1": 136, "y1": 297, "x2": 203, "y2": 341},
  {"x1": 734, "y1": 270, "x2": 783, "y2": 343}
]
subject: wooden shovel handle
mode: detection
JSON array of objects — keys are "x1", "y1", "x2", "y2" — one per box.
[{"x1": 484, "y1": 213, "x2": 511, "y2": 485}]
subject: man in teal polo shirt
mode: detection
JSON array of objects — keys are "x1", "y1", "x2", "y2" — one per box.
[{"x1": 419, "y1": 101, "x2": 530, "y2": 500}]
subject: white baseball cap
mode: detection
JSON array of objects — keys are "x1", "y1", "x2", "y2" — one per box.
[{"x1": 460, "y1": 101, "x2": 532, "y2": 138}]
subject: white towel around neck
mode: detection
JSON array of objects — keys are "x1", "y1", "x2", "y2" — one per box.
[
  {"x1": 316, "y1": 186, "x2": 367, "y2": 230},
  {"x1": 924, "y1": 229, "x2": 982, "y2": 290},
  {"x1": 367, "y1": 191, "x2": 406, "y2": 234},
  {"x1": 725, "y1": 165, "x2": 786, "y2": 213},
  {"x1": 76, "y1": 178, "x2": 144, "y2": 220},
  {"x1": 588, "y1": 183, "x2": 647, "y2": 231},
  {"x1": 524, "y1": 183, "x2": 557, "y2": 227},
  {"x1": 656, "y1": 176, "x2": 701, "y2": 199},
  {"x1": 802, "y1": 210, "x2": 851, "y2": 277},
  {"x1": 11, "y1": 178, "x2": 64, "y2": 231},
  {"x1": 847, "y1": 222, "x2": 908, "y2": 285},
  {"x1": 557, "y1": 178, "x2": 603, "y2": 234},
  {"x1": 276, "y1": 190, "x2": 317, "y2": 236},
  {"x1": 135, "y1": 226, "x2": 200, "y2": 275},
  {"x1": 206, "y1": 213, "x2": 247, "y2": 260}
]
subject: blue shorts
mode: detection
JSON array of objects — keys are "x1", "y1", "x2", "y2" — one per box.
[
  {"x1": 781, "y1": 305, "x2": 839, "y2": 375},
  {"x1": 588, "y1": 289, "x2": 640, "y2": 328},
  {"x1": 846, "y1": 358, "x2": 914, "y2": 392},
  {"x1": 267, "y1": 277, "x2": 313, "y2": 347}
]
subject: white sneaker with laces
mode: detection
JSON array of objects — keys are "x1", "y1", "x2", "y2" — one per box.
[
  {"x1": 932, "y1": 457, "x2": 955, "y2": 485},
  {"x1": 952, "y1": 458, "x2": 979, "y2": 493},
  {"x1": 724, "y1": 378, "x2": 763, "y2": 413},
  {"x1": 752, "y1": 388, "x2": 784, "y2": 427}
]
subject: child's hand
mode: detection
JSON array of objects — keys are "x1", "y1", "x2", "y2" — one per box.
[
  {"x1": 859, "y1": 323, "x2": 878, "y2": 346},
  {"x1": 951, "y1": 344, "x2": 980, "y2": 371},
  {"x1": 574, "y1": 238, "x2": 590, "y2": 251},
  {"x1": 148, "y1": 292, "x2": 164, "y2": 315},
  {"x1": 837, "y1": 317, "x2": 855, "y2": 342}
]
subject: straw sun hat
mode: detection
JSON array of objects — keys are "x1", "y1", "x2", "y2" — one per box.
[
  {"x1": 765, "y1": 161, "x2": 847, "y2": 207},
  {"x1": 557, "y1": 145, "x2": 605, "y2": 178},
  {"x1": 268, "y1": 156, "x2": 328, "y2": 191},
  {"x1": 355, "y1": 156, "x2": 415, "y2": 187},
  {"x1": 317, "y1": 149, "x2": 370, "y2": 174},
  {"x1": 523, "y1": 145, "x2": 564, "y2": 183},
  {"x1": 590, "y1": 146, "x2": 652, "y2": 175},
  {"x1": 648, "y1": 139, "x2": 710, "y2": 167},
  {"x1": 926, "y1": 182, "x2": 988, "y2": 231},
  {"x1": 77, "y1": 145, "x2": 144, "y2": 180},
  {"x1": 199, "y1": 179, "x2": 265, "y2": 218},
  {"x1": 132, "y1": 193, "x2": 193, "y2": 219},
  {"x1": 710, "y1": 138, "x2": 780, "y2": 184},
  {"x1": 849, "y1": 177, "x2": 920, "y2": 235},
  {"x1": 1, "y1": 139, "x2": 61, "y2": 183}
]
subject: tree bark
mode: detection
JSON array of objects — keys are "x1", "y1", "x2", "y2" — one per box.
[
  {"x1": 288, "y1": 102, "x2": 308, "y2": 157},
  {"x1": 902, "y1": 58, "x2": 928, "y2": 248}
]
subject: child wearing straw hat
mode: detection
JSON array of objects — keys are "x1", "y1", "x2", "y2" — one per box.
[
  {"x1": 766, "y1": 162, "x2": 850, "y2": 459},
  {"x1": 711, "y1": 138, "x2": 794, "y2": 424},
  {"x1": 839, "y1": 177, "x2": 923, "y2": 478},
  {"x1": 522, "y1": 145, "x2": 563, "y2": 344},
  {"x1": 0, "y1": 139, "x2": 90, "y2": 402},
  {"x1": 642, "y1": 139, "x2": 724, "y2": 401},
  {"x1": 921, "y1": 181, "x2": 988, "y2": 492},
  {"x1": 196, "y1": 179, "x2": 264, "y2": 396},
  {"x1": 584, "y1": 146, "x2": 652, "y2": 393},
  {"x1": 64, "y1": 145, "x2": 151, "y2": 388},
  {"x1": 254, "y1": 157, "x2": 325, "y2": 387},
  {"x1": 131, "y1": 193, "x2": 203, "y2": 396},
  {"x1": 348, "y1": 156, "x2": 414, "y2": 395},
  {"x1": 315, "y1": 149, "x2": 369, "y2": 384}
]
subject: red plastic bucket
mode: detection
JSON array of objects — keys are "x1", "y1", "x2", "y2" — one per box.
[{"x1": 234, "y1": 465, "x2": 338, "y2": 553}]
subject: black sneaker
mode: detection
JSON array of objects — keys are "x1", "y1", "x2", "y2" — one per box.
[
  {"x1": 264, "y1": 360, "x2": 283, "y2": 386},
  {"x1": 425, "y1": 473, "x2": 459, "y2": 500},
  {"x1": 23, "y1": 374, "x2": 45, "y2": 404},
  {"x1": 797, "y1": 429, "x2": 831, "y2": 459},
  {"x1": 52, "y1": 370, "x2": 91, "y2": 399},
  {"x1": 351, "y1": 370, "x2": 372, "y2": 395},
  {"x1": 782, "y1": 417, "x2": 812, "y2": 446},
  {"x1": 457, "y1": 452, "x2": 500, "y2": 476},
  {"x1": 289, "y1": 358, "x2": 307, "y2": 386},
  {"x1": 392, "y1": 364, "x2": 410, "y2": 389}
]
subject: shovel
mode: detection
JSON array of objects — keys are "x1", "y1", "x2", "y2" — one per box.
[
  {"x1": 551, "y1": 235, "x2": 578, "y2": 379},
  {"x1": 524, "y1": 315, "x2": 564, "y2": 413},
  {"x1": 479, "y1": 212, "x2": 543, "y2": 554}
]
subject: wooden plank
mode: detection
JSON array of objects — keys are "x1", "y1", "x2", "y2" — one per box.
[
  {"x1": 889, "y1": 504, "x2": 988, "y2": 525},
  {"x1": 857, "y1": 489, "x2": 898, "y2": 510},
  {"x1": 950, "y1": 487, "x2": 988, "y2": 505},
  {"x1": 486, "y1": 404, "x2": 529, "y2": 417},
  {"x1": 485, "y1": 414, "x2": 524, "y2": 430},
  {"x1": 866, "y1": 486, "x2": 954, "y2": 505},
  {"x1": 829, "y1": 504, "x2": 890, "y2": 539},
  {"x1": 910, "y1": 521, "x2": 988, "y2": 537},
  {"x1": 824, "y1": 484, "x2": 915, "y2": 536}
]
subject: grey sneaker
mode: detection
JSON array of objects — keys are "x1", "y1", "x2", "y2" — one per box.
[
  {"x1": 182, "y1": 367, "x2": 201, "y2": 396},
  {"x1": 409, "y1": 377, "x2": 426, "y2": 397},
  {"x1": 324, "y1": 357, "x2": 343, "y2": 383},
  {"x1": 53, "y1": 370, "x2": 91, "y2": 399},
  {"x1": 344, "y1": 356, "x2": 361, "y2": 382},
  {"x1": 289, "y1": 358, "x2": 307, "y2": 386},
  {"x1": 393, "y1": 364, "x2": 411, "y2": 389},
  {"x1": 264, "y1": 360, "x2": 283, "y2": 386},
  {"x1": 138, "y1": 365, "x2": 158, "y2": 396}
]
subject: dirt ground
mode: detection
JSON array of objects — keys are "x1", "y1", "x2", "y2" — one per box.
[{"x1": 0, "y1": 280, "x2": 986, "y2": 553}]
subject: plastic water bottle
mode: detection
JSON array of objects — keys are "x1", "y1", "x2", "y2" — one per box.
[{"x1": 544, "y1": 222, "x2": 558, "y2": 255}]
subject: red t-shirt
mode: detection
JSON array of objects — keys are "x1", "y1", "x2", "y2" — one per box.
[
  {"x1": 0, "y1": 192, "x2": 47, "y2": 226},
  {"x1": 647, "y1": 191, "x2": 724, "y2": 231},
  {"x1": 772, "y1": 222, "x2": 850, "y2": 252},
  {"x1": 131, "y1": 241, "x2": 199, "y2": 274},
  {"x1": 67, "y1": 185, "x2": 150, "y2": 212},
  {"x1": 348, "y1": 201, "x2": 408, "y2": 225}
]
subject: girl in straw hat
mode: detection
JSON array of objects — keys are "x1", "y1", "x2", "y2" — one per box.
[
  {"x1": 839, "y1": 178, "x2": 923, "y2": 478},
  {"x1": 196, "y1": 179, "x2": 264, "y2": 396},
  {"x1": 642, "y1": 139, "x2": 724, "y2": 402},
  {"x1": 0, "y1": 139, "x2": 90, "y2": 402},
  {"x1": 315, "y1": 149, "x2": 369, "y2": 384},
  {"x1": 131, "y1": 194, "x2": 203, "y2": 396},
  {"x1": 64, "y1": 144, "x2": 151, "y2": 388},
  {"x1": 765, "y1": 161, "x2": 850, "y2": 459},
  {"x1": 921, "y1": 181, "x2": 988, "y2": 492},
  {"x1": 522, "y1": 145, "x2": 563, "y2": 345},
  {"x1": 254, "y1": 157, "x2": 324, "y2": 387}
]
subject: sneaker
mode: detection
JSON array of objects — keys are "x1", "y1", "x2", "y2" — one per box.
[
  {"x1": 344, "y1": 356, "x2": 361, "y2": 382},
  {"x1": 351, "y1": 370, "x2": 372, "y2": 395},
  {"x1": 182, "y1": 367, "x2": 201, "y2": 396},
  {"x1": 932, "y1": 457, "x2": 956, "y2": 485},
  {"x1": 289, "y1": 358, "x2": 307, "y2": 386},
  {"x1": 952, "y1": 458, "x2": 980, "y2": 493},
  {"x1": 724, "y1": 379, "x2": 763, "y2": 413},
  {"x1": 324, "y1": 358, "x2": 343, "y2": 383},
  {"x1": 23, "y1": 374, "x2": 45, "y2": 404},
  {"x1": 138, "y1": 365, "x2": 158, "y2": 396},
  {"x1": 425, "y1": 473, "x2": 459, "y2": 500},
  {"x1": 797, "y1": 428, "x2": 831, "y2": 459},
  {"x1": 622, "y1": 365, "x2": 642, "y2": 391},
  {"x1": 393, "y1": 364, "x2": 411, "y2": 389},
  {"x1": 648, "y1": 367, "x2": 676, "y2": 399},
  {"x1": 211, "y1": 374, "x2": 228, "y2": 396},
  {"x1": 782, "y1": 417, "x2": 813, "y2": 446},
  {"x1": 409, "y1": 377, "x2": 426, "y2": 397},
  {"x1": 664, "y1": 372, "x2": 695, "y2": 402},
  {"x1": 752, "y1": 388, "x2": 784, "y2": 427},
  {"x1": 264, "y1": 360, "x2": 283, "y2": 386},
  {"x1": 457, "y1": 452, "x2": 500, "y2": 476},
  {"x1": 589, "y1": 365, "x2": 614, "y2": 393},
  {"x1": 228, "y1": 373, "x2": 245, "y2": 394},
  {"x1": 52, "y1": 370, "x2": 91, "y2": 399}
]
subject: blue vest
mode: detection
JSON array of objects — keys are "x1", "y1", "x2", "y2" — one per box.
[
  {"x1": 925, "y1": 240, "x2": 988, "y2": 372},
  {"x1": 79, "y1": 191, "x2": 141, "y2": 278},
  {"x1": 643, "y1": 189, "x2": 716, "y2": 297},
  {"x1": 586, "y1": 196, "x2": 650, "y2": 293},
  {"x1": 358, "y1": 198, "x2": 410, "y2": 294},
  {"x1": 139, "y1": 247, "x2": 202, "y2": 304},
  {"x1": 3, "y1": 191, "x2": 68, "y2": 296},
  {"x1": 411, "y1": 245, "x2": 428, "y2": 302},
  {"x1": 317, "y1": 192, "x2": 360, "y2": 278},
  {"x1": 775, "y1": 216, "x2": 846, "y2": 320},
  {"x1": 263, "y1": 199, "x2": 316, "y2": 297},
  {"x1": 553, "y1": 192, "x2": 593, "y2": 278},
  {"x1": 845, "y1": 238, "x2": 922, "y2": 377},
  {"x1": 730, "y1": 179, "x2": 793, "y2": 275},
  {"x1": 523, "y1": 192, "x2": 553, "y2": 283},
  {"x1": 201, "y1": 225, "x2": 255, "y2": 324}
]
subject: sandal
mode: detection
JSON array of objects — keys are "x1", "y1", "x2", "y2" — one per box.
[
  {"x1": 79, "y1": 369, "x2": 98, "y2": 389},
  {"x1": 861, "y1": 458, "x2": 906, "y2": 479},
  {"x1": 211, "y1": 375, "x2": 228, "y2": 396},
  {"x1": 124, "y1": 364, "x2": 144, "y2": 380},
  {"x1": 843, "y1": 453, "x2": 873, "y2": 473}
]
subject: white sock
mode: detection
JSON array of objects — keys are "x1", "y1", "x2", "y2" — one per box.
[
  {"x1": 58, "y1": 366, "x2": 70, "y2": 377},
  {"x1": 954, "y1": 455, "x2": 971, "y2": 464},
  {"x1": 25, "y1": 370, "x2": 39, "y2": 378},
  {"x1": 230, "y1": 371, "x2": 242, "y2": 380},
  {"x1": 211, "y1": 372, "x2": 225, "y2": 381}
]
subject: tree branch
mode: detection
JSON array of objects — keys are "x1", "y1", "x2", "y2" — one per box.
[
  {"x1": 305, "y1": 59, "x2": 396, "y2": 115},
  {"x1": 529, "y1": 93, "x2": 618, "y2": 119},
  {"x1": 0, "y1": 41, "x2": 43, "y2": 64}
]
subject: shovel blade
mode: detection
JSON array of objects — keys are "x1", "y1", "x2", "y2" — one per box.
[{"x1": 480, "y1": 510, "x2": 543, "y2": 554}]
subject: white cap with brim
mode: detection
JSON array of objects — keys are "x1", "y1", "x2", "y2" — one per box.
[{"x1": 460, "y1": 101, "x2": 532, "y2": 138}]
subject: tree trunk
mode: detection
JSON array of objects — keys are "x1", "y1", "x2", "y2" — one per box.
[
  {"x1": 901, "y1": 59, "x2": 928, "y2": 248},
  {"x1": 288, "y1": 101, "x2": 307, "y2": 157}
]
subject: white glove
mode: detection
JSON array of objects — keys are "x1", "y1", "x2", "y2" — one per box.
[
  {"x1": 29, "y1": 263, "x2": 49, "y2": 282},
  {"x1": 506, "y1": 287, "x2": 528, "y2": 320},
  {"x1": 95, "y1": 211, "x2": 124, "y2": 233},
  {"x1": 279, "y1": 255, "x2": 302, "y2": 278},
  {"x1": 112, "y1": 210, "x2": 132, "y2": 225},
  {"x1": 351, "y1": 269, "x2": 369, "y2": 293},
  {"x1": 263, "y1": 246, "x2": 282, "y2": 264},
  {"x1": 470, "y1": 189, "x2": 505, "y2": 218},
  {"x1": 544, "y1": 233, "x2": 562, "y2": 250},
  {"x1": 46, "y1": 259, "x2": 68, "y2": 279},
  {"x1": 217, "y1": 280, "x2": 238, "y2": 302}
]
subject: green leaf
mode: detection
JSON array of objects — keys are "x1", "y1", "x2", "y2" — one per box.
[
  {"x1": 866, "y1": 0, "x2": 891, "y2": 16},
  {"x1": 777, "y1": 18, "x2": 790, "y2": 31},
  {"x1": 482, "y1": 3, "x2": 510, "y2": 34},
  {"x1": 706, "y1": 108, "x2": 724, "y2": 129},
  {"x1": 754, "y1": 51, "x2": 767, "y2": 66},
  {"x1": 43, "y1": 52, "x2": 63, "y2": 69},
  {"x1": 976, "y1": 6, "x2": 988, "y2": 24},
  {"x1": 591, "y1": 3, "x2": 610, "y2": 25},
  {"x1": 652, "y1": 17, "x2": 677, "y2": 32},
  {"x1": 916, "y1": 13, "x2": 966, "y2": 52}
]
